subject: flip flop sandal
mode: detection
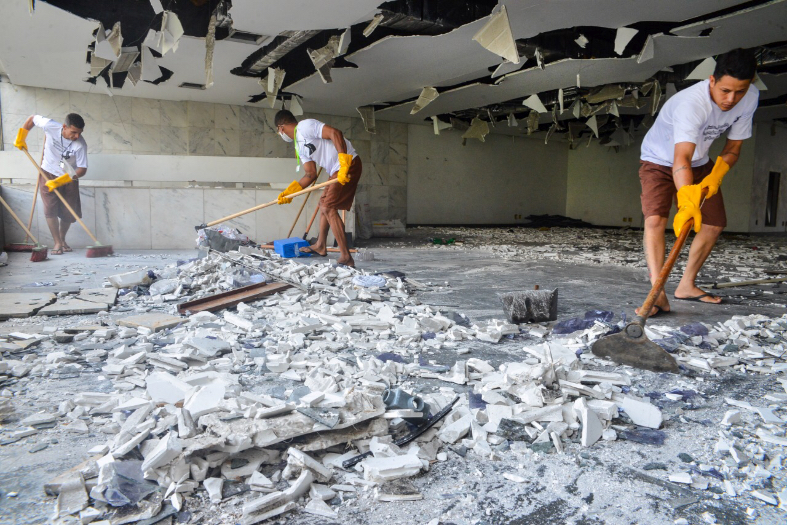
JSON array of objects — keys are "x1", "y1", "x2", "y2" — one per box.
[
  {"x1": 62, "y1": 247, "x2": 73, "y2": 252},
  {"x1": 674, "y1": 293, "x2": 722, "y2": 304},
  {"x1": 51, "y1": 248, "x2": 64, "y2": 255},
  {"x1": 299, "y1": 247, "x2": 327, "y2": 257}
]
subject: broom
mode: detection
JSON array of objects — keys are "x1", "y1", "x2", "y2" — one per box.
[
  {"x1": 5, "y1": 141, "x2": 45, "y2": 252},
  {"x1": 20, "y1": 148, "x2": 113, "y2": 258},
  {"x1": 0, "y1": 194, "x2": 47, "y2": 262}
]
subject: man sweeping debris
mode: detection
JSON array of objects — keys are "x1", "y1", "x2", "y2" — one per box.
[
  {"x1": 274, "y1": 110, "x2": 361, "y2": 267},
  {"x1": 14, "y1": 113, "x2": 88, "y2": 256},
  {"x1": 637, "y1": 48, "x2": 759, "y2": 316}
]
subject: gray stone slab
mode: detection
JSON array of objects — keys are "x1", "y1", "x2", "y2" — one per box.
[
  {"x1": 77, "y1": 288, "x2": 118, "y2": 307},
  {"x1": 37, "y1": 298, "x2": 108, "y2": 316},
  {"x1": 117, "y1": 313, "x2": 184, "y2": 332},
  {"x1": 0, "y1": 293, "x2": 56, "y2": 320}
]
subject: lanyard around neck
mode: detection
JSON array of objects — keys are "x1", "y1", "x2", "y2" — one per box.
[{"x1": 293, "y1": 126, "x2": 301, "y2": 166}]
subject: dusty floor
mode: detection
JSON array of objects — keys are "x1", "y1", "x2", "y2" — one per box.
[{"x1": 0, "y1": 226, "x2": 786, "y2": 525}]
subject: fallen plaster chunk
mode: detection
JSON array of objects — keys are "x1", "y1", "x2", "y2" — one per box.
[
  {"x1": 669, "y1": 472, "x2": 693, "y2": 484},
  {"x1": 242, "y1": 471, "x2": 313, "y2": 524},
  {"x1": 503, "y1": 473, "x2": 526, "y2": 483},
  {"x1": 438, "y1": 414, "x2": 472, "y2": 444},
  {"x1": 204, "y1": 477, "x2": 223, "y2": 503},
  {"x1": 304, "y1": 497, "x2": 338, "y2": 518},
  {"x1": 224, "y1": 312, "x2": 254, "y2": 331},
  {"x1": 620, "y1": 397, "x2": 662, "y2": 429},
  {"x1": 472, "y1": 5, "x2": 519, "y2": 64},
  {"x1": 574, "y1": 398, "x2": 603, "y2": 447},
  {"x1": 286, "y1": 448, "x2": 332, "y2": 483},
  {"x1": 141, "y1": 431, "x2": 181, "y2": 472},
  {"x1": 146, "y1": 372, "x2": 192, "y2": 405},
  {"x1": 184, "y1": 383, "x2": 225, "y2": 419},
  {"x1": 751, "y1": 490, "x2": 778, "y2": 505},
  {"x1": 721, "y1": 410, "x2": 741, "y2": 426},
  {"x1": 250, "y1": 471, "x2": 275, "y2": 492},
  {"x1": 411, "y1": 87, "x2": 439, "y2": 115},
  {"x1": 56, "y1": 472, "x2": 88, "y2": 517},
  {"x1": 362, "y1": 453, "x2": 423, "y2": 483}
]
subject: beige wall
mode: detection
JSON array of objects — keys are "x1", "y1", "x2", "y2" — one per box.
[
  {"x1": 748, "y1": 123, "x2": 787, "y2": 233},
  {"x1": 406, "y1": 125, "x2": 568, "y2": 224},
  {"x1": 565, "y1": 130, "x2": 757, "y2": 233}
]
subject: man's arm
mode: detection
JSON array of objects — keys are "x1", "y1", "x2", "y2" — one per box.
[
  {"x1": 321, "y1": 125, "x2": 347, "y2": 155},
  {"x1": 297, "y1": 161, "x2": 319, "y2": 188},
  {"x1": 719, "y1": 138, "x2": 743, "y2": 169},
  {"x1": 74, "y1": 167, "x2": 87, "y2": 179},
  {"x1": 22, "y1": 115, "x2": 35, "y2": 131},
  {"x1": 672, "y1": 141, "x2": 696, "y2": 189}
]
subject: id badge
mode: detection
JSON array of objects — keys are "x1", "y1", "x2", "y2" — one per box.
[
  {"x1": 59, "y1": 160, "x2": 65, "y2": 170},
  {"x1": 296, "y1": 165, "x2": 300, "y2": 173}
]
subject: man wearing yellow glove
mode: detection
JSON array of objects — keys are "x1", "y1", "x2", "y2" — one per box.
[
  {"x1": 638, "y1": 48, "x2": 758, "y2": 315},
  {"x1": 16, "y1": 113, "x2": 88, "y2": 255},
  {"x1": 275, "y1": 109, "x2": 362, "y2": 267}
]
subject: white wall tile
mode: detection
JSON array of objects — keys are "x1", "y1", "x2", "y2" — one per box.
[
  {"x1": 94, "y1": 188, "x2": 151, "y2": 249},
  {"x1": 151, "y1": 189, "x2": 203, "y2": 249}
]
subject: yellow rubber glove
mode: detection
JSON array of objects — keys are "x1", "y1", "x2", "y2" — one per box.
[
  {"x1": 45, "y1": 173, "x2": 73, "y2": 192},
  {"x1": 673, "y1": 184, "x2": 703, "y2": 237},
  {"x1": 277, "y1": 180, "x2": 303, "y2": 204},
  {"x1": 699, "y1": 156, "x2": 729, "y2": 199},
  {"x1": 337, "y1": 153, "x2": 353, "y2": 185},
  {"x1": 14, "y1": 128, "x2": 28, "y2": 151}
]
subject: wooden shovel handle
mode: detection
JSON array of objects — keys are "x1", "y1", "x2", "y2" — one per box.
[{"x1": 638, "y1": 187, "x2": 708, "y2": 321}]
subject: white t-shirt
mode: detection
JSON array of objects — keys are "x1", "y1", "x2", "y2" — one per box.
[
  {"x1": 295, "y1": 119, "x2": 356, "y2": 175},
  {"x1": 33, "y1": 115, "x2": 88, "y2": 177},
  {"x1": 640, "y1": 79, "x2": 759, "y2": 167}
]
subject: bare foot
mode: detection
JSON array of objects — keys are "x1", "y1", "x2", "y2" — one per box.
[
  {"x1": 337, "y1": 256, "x2": 355, "y2": 268},
  {"x1": 674, "y1": 284, "x2": 722, "y2": 304},
  {"x1": 635, "y1": 290, "x2": 670, "y2": 317}
]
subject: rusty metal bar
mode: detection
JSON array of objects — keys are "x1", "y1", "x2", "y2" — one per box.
[{"x1": 177, "y1": 281, "x2": 291, "y2": 314}]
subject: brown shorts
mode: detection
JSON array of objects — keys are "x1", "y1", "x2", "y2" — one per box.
[
  {"x1": 639, "y1": 160, "x2": 726, "y2": 228},
  {"x1": 320, "y1": 156, "x2": 362, "y2": 211},
  {"x1": 39, "y1": 170, "x2": 81, "y2": 223}
]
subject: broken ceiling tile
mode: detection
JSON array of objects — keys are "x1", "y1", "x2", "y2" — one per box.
[
  {"x1": 363, "y1": 13, "x2": 384, "y2": 37},
  {"x1": 558, "y1": 88, "x2": 564, "y2": 113},
  {"x1": 432, "y1": 116, "x2": 452, "y2": 135},
  {"x1": 111, "y1": 47, "x2": 139, "y2": 74},
  {"x1": 308, "y1": 35, "x2": 342, "y2": 84},
  {"x1": 686, "y1": 57, "x2": 716, "y2": 80},
  {"x1": 461, "y1": 117, "x2": 490, "y2": 142},
  {"x1": 535, "y1": 48, "x2": 544, "y2": 69},
  {"x1": 523, "y1": 94, "x2": 547, "y2": 114},
  {"x1": 205, "y1": 12, "x2": 217, "y2": 89},
  {"x1": 609, "y1": 100, "x2": 619, "y2": 117},
  {"x1": 614, "y1": 27, "x2": 638, "y2": 55},
  {"x1": 570, "y1": 99, "x2": 582, "y2": 119},
  {"x1": 472, "y1": 5, "x2": 519, "y2": 64},
  {"x1": 338, "y1": 28, "x2": 351, "y2": 55},
  {"x1": 650, "y1": 81, "x2": 662, "y2": 116},
  {"x1": 157, "y1": 11, "x2": 184, "y2": 55},
  {"x1": 260, "y1": 67, "x2": 286, "y2": 108},
  {"x1": 290, "y1": 96, "x2": 303, "y2": 116},
  {"x1": 638, "y1": 35, "x2": 655, "y2": 63},
  {"x1": 492, "y1": 57, "x2": 526, "y2": 79},
  {"x1": 576, "y1": 73, "x2": 580, "y2": 88},
  {"x1": 544, "y1": 123, "x2": 556, "y2": 145},
  {"x1": 140, "y1": 46, "x2": 160, "y2": 82},
  {"x1": 585, "y1": 84, "x2": 626, "y2": 104},
  {"x1": 94, "y1": 21, "x2": 123, "y2": 61},
  {"x1": 586, "y1": 115, "x2": 599, "y2": 138},
  {"x1": 89, "y1": 54, "x2": 113, "y2": 78},
  {"x1": 507, "y1": 113, "x2": 517, "y2": 127},
  {"x1": 752, "y1": 72, "x2": 768, "y2": 91},
  {"x1": 126, "y1": 63, "x2": 142, "y2": 86},
  {"x1": 575, "y1": 34, "x2": 589, "y2": 48},
  {"x1": 526, "y1": 110, "x2": 539, "y2": 135},
  {"x1": 410, "y1": 87, "x2": 439, "y2": 115},
  {"x1": 356, "y1": 105, "x2": 376, "y2": 134}
]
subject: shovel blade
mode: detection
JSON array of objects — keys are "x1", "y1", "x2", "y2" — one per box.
[{"x1": 591, "y1": 328, "x2": 680, "y2": 373}]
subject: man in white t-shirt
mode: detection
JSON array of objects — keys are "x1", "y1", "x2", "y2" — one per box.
[
  {"x1": 15, "y1": 113, "x2": 88, "y2": 255},
  {"x1": 637, "y1": 48, "x2": 759, "y2": 316},
  {"x1": 274, "y1": 110, "x2": 362, "y2": 267}
]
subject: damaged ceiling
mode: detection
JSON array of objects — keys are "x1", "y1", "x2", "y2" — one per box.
[{"x1": 0, "y1": 0, "x2": 786, "y2": 142}]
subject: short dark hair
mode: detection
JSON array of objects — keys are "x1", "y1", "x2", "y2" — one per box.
[
  {"x1": 65, "y1": 113, "x2": 85, "y2": 130},
  {"x1": 274, "y1": 110, "x2": 297, "y2": 127},
  {"x1": 712, "y1": 48, "x2": 757, "y2": 81}
]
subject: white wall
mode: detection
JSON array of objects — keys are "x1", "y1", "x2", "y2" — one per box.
[
  {"x1": 748, "y1": 123, "x2": 787, "y2": 233},
  {"x1": 406, "y1": 125, "x2": 568, "y2": 224},
  {"x1": 565, "y1": 130, "x2": 757, "y2": 232}
]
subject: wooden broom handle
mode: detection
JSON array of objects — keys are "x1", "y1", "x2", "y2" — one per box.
[
  {"x1": 206, "y1": 178, "x2": 340, "y2": 228},
  {"x1": 25, "y1": 138, "x2": 46, "y2": 242},
  {"x1": 286, "y1": 168, "x2": 322, "y2": 238},
  {"x1": 0, "y1": 195, "x2": 40, "y2": 244},
  {"x1": 637, "y1": 187, "x2": 708, "y2": 321},
  {"x1": 21, "y1": 148, "x2": 100, "y2": 245}
]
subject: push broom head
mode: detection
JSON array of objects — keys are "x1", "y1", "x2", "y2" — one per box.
[
  {"x1": 5, "y1": 242, "x2": 36, "y2": 252},
  {"x1": 86, "y1": 244, "x2": 113, "y2": 258},
  {"x1": 30, "y1": 245, "x2": 48, "y2": 262}
]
